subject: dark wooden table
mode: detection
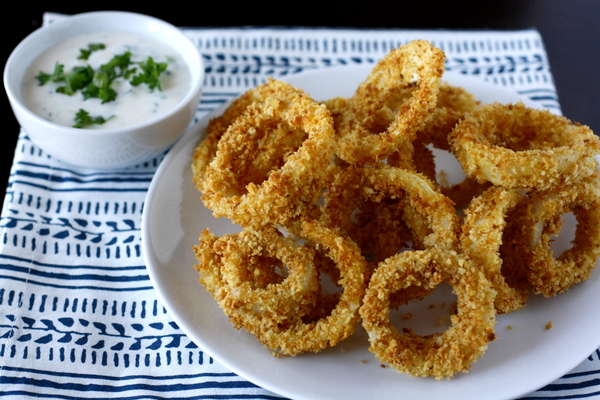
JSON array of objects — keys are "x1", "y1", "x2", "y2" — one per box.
[{"x1": 3, "y1": 1, "x2": 599, "y2": 201}]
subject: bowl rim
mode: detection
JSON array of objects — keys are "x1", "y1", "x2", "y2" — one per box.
[{"x1": 3, "y1": 10, "x2": 204, "y2": 136}]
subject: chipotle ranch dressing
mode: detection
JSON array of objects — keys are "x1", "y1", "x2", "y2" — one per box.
[{"x1": 21, "y1": 31, "x2": 191, "y2": 129}]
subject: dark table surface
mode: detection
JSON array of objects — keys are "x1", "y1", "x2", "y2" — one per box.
[{"x1": 3, "y1": 1, "x2": 599, "y2": 202}]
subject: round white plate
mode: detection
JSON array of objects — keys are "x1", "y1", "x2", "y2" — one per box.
[{"x1": 141, "y1": 65, "x2": 600, "y2": 400}]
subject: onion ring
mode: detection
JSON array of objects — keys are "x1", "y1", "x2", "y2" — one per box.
[
  {"x1": 249, "y1": 219, "x2": 368, "y2": 356},
  {"x1": 318, "y1": 166, "x2": 410, "y2": 264},
  {"x1": 460, "y1": 186, "x2": 531, "y2": 313},
  {"x1": 192, "y1": 79, "x2": 305, "y2": 193},
  {"x1": 195, "y1": 220, "x2": 368, "y2": 356},
  {"x1": 449, "y1": 102, "x2": 600, "y2": 190},
  {"x1": 201, "y1": 80, "x2": 335, "y2": 228},
  {"x1": 519, "y1": 173, "x2": 600, "y2": 297},
  {"x1": 318, "y1": 165, "x2": 460, "y2": 309},
  {"x1": 387, "y1": 86, "x2": 485, "y2": 209},
  {"x1": 360, "y1": 249, "x2": 497, "y2": 379},
  {"x1": 319, "y1": 166, "x2": 460, "y2": 264},
  {"x1": 193, "y1": 226, "x2": 320, "y2": 325},
  {"x1": 334, "y1": 40, "x2": 445, "y2": 166}
]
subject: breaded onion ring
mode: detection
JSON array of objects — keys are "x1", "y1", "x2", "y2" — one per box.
[
  {"x1": 334, "y1": 40, "x2": 445, "y2": 166},
  {"x1": 192, "y1": 79, "x2": 305, "y2": 193},
  {"x1": 379, "y1": 82, "x2": 480, "y2": 144},
  {"x1": 449, "y1": 102, "x2": 600, "y2": 190},
  {"x1": 460, "y1": 186, "x2": 531, "y2": 313},
  {"x1": 249, "y1": 220, "x2": 368, "y2": 355},
  {"x1": 519, "y1": 173, "x2": 600, "y2": 297},
  {"x1": 360, "y1": 249, "x2": 497, "y2": 379},
  {"x1": 201, "y1": 80, "x2": 335, "y2": 228},
  {"x1": 318, "y1": 166, "x2": 409, "y2": 264},
  {"x1": 320, "y1": 166, "x2": 460, "y2": 264},
  {"x1": 387, "y1": 85, "x2": 485, "y2": 209},
  {"x1": 361, "y1": 167, "x2": 460, "y2": 252},
  {"x1": 194, "y1": 226, "x2": 320, "y2": 325},
  {"x1": 195, "y1": 220, "x2": 368, "y2": 356}
]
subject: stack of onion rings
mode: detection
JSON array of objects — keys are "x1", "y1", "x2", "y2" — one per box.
[{"x1": 190, "y1": 40, "x2": 600, "y2": 379}]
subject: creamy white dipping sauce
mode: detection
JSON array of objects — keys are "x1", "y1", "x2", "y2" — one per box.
[{"x1": 21, "y1": 31, "x2": 191, "y2": 129}]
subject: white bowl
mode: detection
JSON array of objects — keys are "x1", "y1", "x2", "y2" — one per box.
[{"x1": 4, "y1": 11, "x2": 204, "y2": 170}]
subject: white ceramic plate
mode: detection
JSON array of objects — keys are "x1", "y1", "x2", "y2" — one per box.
[{"x1": 141, "y1": 65, "x2": 600, "y2": 400}]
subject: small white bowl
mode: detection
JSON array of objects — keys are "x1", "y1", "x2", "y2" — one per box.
[{"x1": 4, "y1": 11, "x2": 204, "y2": 170}]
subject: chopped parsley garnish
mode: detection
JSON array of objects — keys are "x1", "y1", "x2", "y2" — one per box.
[
  {"x1": 56, "y1": 65, "x2": 95, "y2": 96},
  {"x1": 73, "y1": 109, "x2": 114, "y2": 128},
  {"x1": 98, "y1": 51, "x2": 136, "y2": 81},
  {"x1": 130, "y1": 56, "x2": 169, "y2": 91},
  {"x1": 35, "y1": 42, "x2": 170, "y2": 126},
  {"x1": 78, "y1": 43, "x2": 106, "y2": 60},
  {"x1": 36, "y1": 62, "x2": 65, "y2": 85},
  {"x1": 81, "y1": 69, "x2": 118, "y2": 103}
]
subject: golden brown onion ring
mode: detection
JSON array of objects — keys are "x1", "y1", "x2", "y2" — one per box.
[
  {"x1": 360, "y1": 249, "x2": 497, "y2": 379},
  {"x1": 319, "y1": 165, "x2": 461, "y2": 309},
  {"x1": 196, "y1": 220, "x2": 368, "y2": 356},
  {"x1": 201, "y1": 80, "x2": 335, "y2": 228},
  {"x1": 387, "y1": 88, "x2": 484, "y2": 209},
  {"x1": 249, "y1": 219, "x2": 368, "y2": 356},
  {"x1": 519, "y1": 173, "x2": 600, "y2": 297},
  {"x1": 319, "y1": 166, "x2": 460, "y2": 265},
  {"x1": 334, "y1": 40, "x2": 445, "y2": 166},
  {"x1": 449, "y1": 102, "x2": 600, "y2": 190},
  {"x1": 460, "y1": 186, "x2": 531, "y2": 313},
  {"x1": 193, "y1": 226, "x2": 320, "y2": 326},
  {"x1": 192, "y1": 79, "x2": 306, "y2": 193}
]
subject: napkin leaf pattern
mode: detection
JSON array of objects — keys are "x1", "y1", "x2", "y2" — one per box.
[{"x1": 0, "y1": 13, "x2": 597, "y2": 400}]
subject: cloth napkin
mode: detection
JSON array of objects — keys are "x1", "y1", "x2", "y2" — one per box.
[{"x1": 1, "y1": 11, "x2": 599, "y2": 400}]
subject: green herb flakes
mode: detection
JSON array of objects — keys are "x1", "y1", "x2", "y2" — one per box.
[
  {"x1": 35, "y1": 42, "x2": 170, "y2": 126},
  {"x1": 78, "y1": 43, "x2": 106, "y2": 60},
  {"x1": 73, "y1": 109, "x2": 114, "y2": 129}
]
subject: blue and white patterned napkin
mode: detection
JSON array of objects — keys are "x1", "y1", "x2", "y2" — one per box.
[{"x1": 0, "y1": 12, "x2": 598, "y2": 400}]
